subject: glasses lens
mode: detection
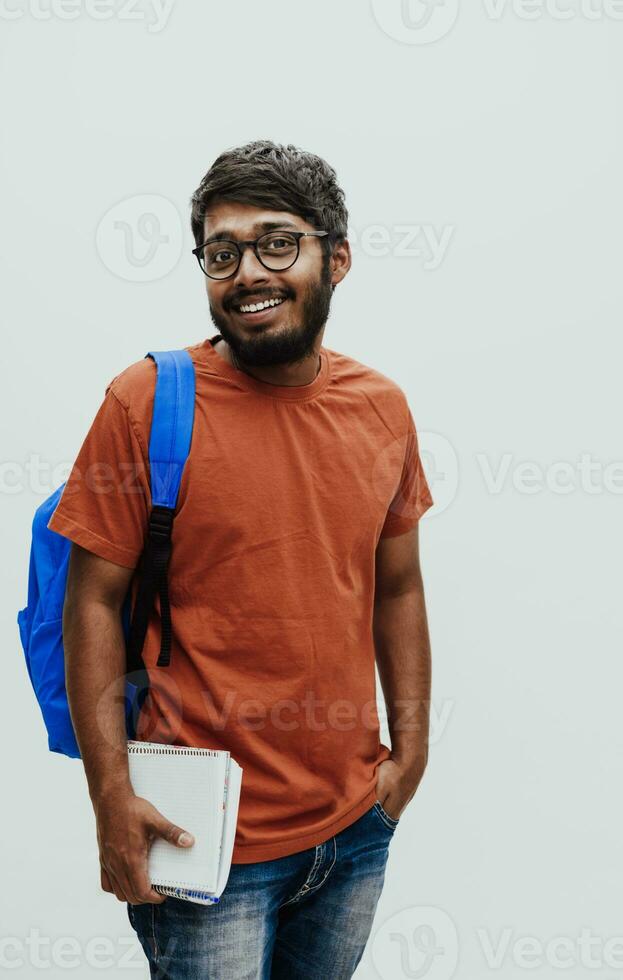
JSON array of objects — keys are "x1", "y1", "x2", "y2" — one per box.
[
  {"x1": 257, "y1": 232, "x2": 298, "y2": 270},
  {"x1": 201, "y1": 241, "x2": 239, "y2": 279}
]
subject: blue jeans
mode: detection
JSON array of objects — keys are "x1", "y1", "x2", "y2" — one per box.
[{"x1": 127, "y1": 799, "x2": 400, "y2": 979}]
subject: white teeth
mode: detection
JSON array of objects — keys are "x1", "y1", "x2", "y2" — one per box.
[{"x1": 238, "y1": 297, "x2": 285, "y2": 313}]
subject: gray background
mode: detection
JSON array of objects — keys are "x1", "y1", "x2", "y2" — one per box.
[{"x1": 1, "y1": 1, "x2": 621, "y2": 977}]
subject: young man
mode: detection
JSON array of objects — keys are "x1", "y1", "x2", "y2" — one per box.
[{"x1": 49, "y1": 140, "x2": 434, "y2": 978}]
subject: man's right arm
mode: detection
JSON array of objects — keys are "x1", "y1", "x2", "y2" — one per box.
[
  {"x1": 63, "y1": 543, "x2": 194, "y2": 905},
  {"x1": 64, "y1": 542, "x2": 134, "y2": 802}
]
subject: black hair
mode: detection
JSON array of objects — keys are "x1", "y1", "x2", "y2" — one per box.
[{"x1": 190, "y1": 140, "x2": 349, "y2": 263}]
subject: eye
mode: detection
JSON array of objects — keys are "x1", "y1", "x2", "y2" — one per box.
[
  {"x1": 260, "y1": 232, "x2": 298, "y2": 254},
  {"x1": 265, "y1": 237, "x2": 290, "y2": 251},
  {"x1": 214, "y1": 249, "x2": 235, "y2": 264},
  {"x1": 204, "y1": 243, "x2": 237, "y2": 267}
]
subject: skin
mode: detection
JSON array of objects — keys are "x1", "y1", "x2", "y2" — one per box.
[
  {"x1": 66, "y1": 201, "x2": 430, "y2": 904},
  {"x1": 373, "y1": 526, "x2": 432, "y2": 820},
  {"x1": 200, "y1": 201, "x2": 351, "y2": 383}
]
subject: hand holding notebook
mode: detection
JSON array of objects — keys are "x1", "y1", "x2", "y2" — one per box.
[{"x1": 127, "y1": 741, "x2": 243, "y2": 905}]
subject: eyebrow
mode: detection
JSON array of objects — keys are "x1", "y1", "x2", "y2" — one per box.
[{"x1": 203, "y1": 220, "x2": 299, "y2": 244}]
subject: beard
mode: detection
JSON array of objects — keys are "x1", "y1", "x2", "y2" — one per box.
[{"x1": 208, "y1": 263, "x2": 334, "y2": 369}]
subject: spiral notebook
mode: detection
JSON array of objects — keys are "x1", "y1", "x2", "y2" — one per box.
[{"x1": 127, "y1": 741, "x2": 243, "y2": 906}]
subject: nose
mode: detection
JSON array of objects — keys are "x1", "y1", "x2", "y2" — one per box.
[{"x1": 233, "y1": 243, "x2": 270, "y2": 288}]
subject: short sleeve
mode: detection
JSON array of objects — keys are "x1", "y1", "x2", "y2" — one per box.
[
  {"x1": 379, "y1": 405, "x2": 434, "y2": 538},
  {"x1": 47, "y1": 385, "x2": 151, "y2": 568}
]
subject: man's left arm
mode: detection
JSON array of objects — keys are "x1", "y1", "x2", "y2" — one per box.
[{"x1": 373, "y1": 524, "x2": 432, "y2": 821}]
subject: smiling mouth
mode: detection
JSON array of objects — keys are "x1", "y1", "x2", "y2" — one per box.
[
  {"x1": 235, "y1": 296, "x2": 287, "y2": 314},
  {"x1": 231, "y1": 296, "x2": 289, "y2": 323}
]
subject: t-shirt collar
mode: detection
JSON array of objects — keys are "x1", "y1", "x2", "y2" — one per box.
[{"x1": 201, "y1": 334, "x2": 331, "y2": 403}]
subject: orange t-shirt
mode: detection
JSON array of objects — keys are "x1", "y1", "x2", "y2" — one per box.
[{"x1": 48, "y1": 334, "x2": 433, "y2": 863}]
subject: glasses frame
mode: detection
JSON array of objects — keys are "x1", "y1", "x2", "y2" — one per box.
[{"x1": 192, "y1": 229, "x2": 329, "y2": 280}]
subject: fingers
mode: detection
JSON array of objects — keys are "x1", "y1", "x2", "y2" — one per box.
[
  {"x1": 101, "y1": 847, "x2": 165, "y2": 906},
  {"x1": 98, "y1": 803, "x2": 193, "y2": 906},
  {"x1": 147, "y1": 888, "x2": 167, "y2": 904},
  {"x1": 103, "y1": 863, "x2": 166, "y2": 905},
  {"x1": 152, "y1": 818, "x2": 195, "y2": 848},
  {"x1": 100, "y1": 867, "x2": 113, "y2": 893},
  {"x1": 106, "y1": 868, "x2": 129, "y2": 903}
]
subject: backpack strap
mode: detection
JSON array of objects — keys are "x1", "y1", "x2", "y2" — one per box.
[{"x1": 126, "y1": 350, "x2": 195, "y2": 674}]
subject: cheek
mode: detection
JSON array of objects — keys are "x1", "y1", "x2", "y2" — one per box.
[
  {"x1": 207, "y1": 285, "x2": 224, "y2": 306},
  {"x1": 285, "y1": 268, "x2": 314, "y2": 299}
]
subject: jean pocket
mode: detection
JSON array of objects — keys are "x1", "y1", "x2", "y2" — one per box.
[{"x1": 373, "y1": 799, "x2": 400, "y2": 831}]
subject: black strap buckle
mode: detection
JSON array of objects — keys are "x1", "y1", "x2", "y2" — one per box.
[{"x1": 148, "y1": 505, "x2": 174, "y2": 542}]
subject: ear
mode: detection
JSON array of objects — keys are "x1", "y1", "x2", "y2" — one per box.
[{"x1": 330, "y1": 238, "x2": 352, "y2": 288}]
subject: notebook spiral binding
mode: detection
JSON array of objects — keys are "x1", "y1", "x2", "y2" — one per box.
[
  {"x1": 154, "y1": 884, "x2": 219, "y2": 904},
  {"x1": 127, "y1": 742, "x2": 222, "y2": 758}
]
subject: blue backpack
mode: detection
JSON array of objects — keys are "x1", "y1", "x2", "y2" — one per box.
[{"x1": 16, "y1": 349, "x2": 196, "y2": 759}]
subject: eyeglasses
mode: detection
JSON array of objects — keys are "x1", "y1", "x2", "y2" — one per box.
[{"x1": 192, "y1": 229, "x2": 329, "y2": 280}]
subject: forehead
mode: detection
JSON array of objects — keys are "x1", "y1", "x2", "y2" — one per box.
[{"x1": 203, "y1": 201, "x2": 313, "y2": 240}]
